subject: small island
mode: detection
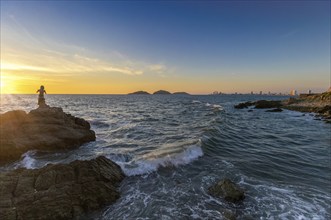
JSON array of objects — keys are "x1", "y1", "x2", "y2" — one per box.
[
  {"x1": 128, "y1": 91, "x2": 150, "y2": 95},
  {"x1": 153, "y1": 90, "x2": 172, "y2": 95},
  {"x1": 173, "y1": 92, "x2": 190, "y2": 95}
]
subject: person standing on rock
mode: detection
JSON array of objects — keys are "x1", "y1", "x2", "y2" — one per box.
[{"x1": 36, "y1": 85, "x2": 47, "y2": 107}]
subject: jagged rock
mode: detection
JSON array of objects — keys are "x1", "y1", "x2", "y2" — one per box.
[
  {"x1": 234, "y1": 102, "x2": 253, "y2": 109},
  {"x1": 208, "y1": 179, "x2": 245, "y2": 203},
  {"x1": 254, "y1": 100, "x2": 282, "y2": 109},
  {"x1": 0, "y1": 156, "x2": 125, "y2": 220},
  {"x1": 266, "y1": 108, "x2": 283, "y2": 112},
  {"x1": 0, "y1": 106, "x2": 96, "y2": 164}
]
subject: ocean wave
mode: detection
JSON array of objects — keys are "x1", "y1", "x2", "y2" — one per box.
[
  {"x1": 90, "y1": 120, "x2": 110, "y2": 128},
  {"x1": 205, "y1": 103, "x2": 224, "y2": 110},
  {"x1": 15, "y1": 151, "x2": 38, "y2": 169},
  {"x1": 116, "y1": 145, "x2": 204, "y2": 176}
]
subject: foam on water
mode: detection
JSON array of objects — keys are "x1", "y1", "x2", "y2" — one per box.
[
  {"x1": 16, "y1": 151, "x2": 37, "y2": 169},
  {"x1": 115, "y1": 145, "x2": 203, "y2": 176}
]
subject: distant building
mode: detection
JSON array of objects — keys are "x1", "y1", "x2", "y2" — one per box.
[
  {"x1": 290, "y1": 90, "x2": 297, "y2": 96},
  {"x1": 307, "y1": 89, "x2": 312, "y2": 94},
  {"x1": 259, "y1": 91, "x2": 262, "y2": 95}
]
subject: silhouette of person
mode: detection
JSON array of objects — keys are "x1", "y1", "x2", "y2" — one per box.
[{"x1": 36, "y1": 85, "x2": 47, "y2": 106}]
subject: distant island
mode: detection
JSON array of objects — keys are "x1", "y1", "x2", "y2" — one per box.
[
  {"x1": 153, "y1": 90, "x2": 172, "y2": 95},
  {"x1": 128, "y1": 90, "x2": 190, "y2": 95},
  {"x1": 173, "y1": 92, "x2": 190, "y2": 95},
  {"x1": 128, "y1": 91, "x2": 150, "y2": 95}
]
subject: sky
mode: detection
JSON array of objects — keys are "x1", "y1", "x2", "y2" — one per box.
[{"x1": 0, "y1": 1, "x2": 330, "y2": 94}]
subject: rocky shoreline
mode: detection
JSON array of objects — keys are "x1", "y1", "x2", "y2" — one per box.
[
  {"x1": 0, "y1": 105, "x2": 246, "y2": 219},
  {"x1": 0, "y1": 106, "x2": 96, "y2": 164},
  {"x1": 234, "y1": 91, "x2": 331, "y2": 122},
  {"x1": 0, "y1": 106, "x2": 126, "y2": 220},
  {"x1": 0, "y1": 156, "x2": 125, "y2": 220}
]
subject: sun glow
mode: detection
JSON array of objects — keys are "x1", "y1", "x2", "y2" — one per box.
[
  {"x1": 0, "y1": 76, "x2": 5, "y2": 94},
  {"x1": 0, "y1": 73, "x2": 17, "y2": 94}
]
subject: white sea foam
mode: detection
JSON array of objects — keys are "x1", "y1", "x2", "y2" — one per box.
[
  {"x1": 212, "y1": 104, "x2": 223, "y2": 110},
  {"x1": 116, "y1": 145, "x2": 204, "y2": 176},
  {"x1": 205, "y1": 103, "x2": 223, "y2": 110},
  {"x1": 192, "y1": 100, "x2": 202, "y2": 104},
  {"x1": 239, "y1": 177, "x2": 330, "y2": 219},
  {"x1": 17, "y1": 151, "x2": 37, "y2": 169}
]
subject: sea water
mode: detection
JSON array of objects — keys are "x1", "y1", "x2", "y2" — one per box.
[{"x1": 0, "y1": 94, "x2": 330, "y2": 219}]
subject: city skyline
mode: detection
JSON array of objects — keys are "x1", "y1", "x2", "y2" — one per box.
[{"x1": 1, "y1": 1, "x2": 330, "y2": 94}]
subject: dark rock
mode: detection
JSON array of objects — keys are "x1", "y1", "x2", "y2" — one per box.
[
  {"x1": 317, "y1": 105, "x2": 331, "y2": 115},
  {"x1": 266, "y1": 108, "x2": 283, "y2": 112},
  {"x1": 208, "y1": 179, "x2": 245, "y2": 203},
  {"x1": 254, "y1": 100, "x2": 282, "y2": 109},
  {"x1": 153, "y1": 90, "x2": 172, "y2": 95},
  {"x1": 0, "y1": 106, "x2": 96, "y2": 164},
  {"x1": 0, "y1": 156, "x2": 125, "y2": 220},
  {"x1": 221, "y1": 209, "x2": 237, "y2": 220},
  {"x1": 248, "y1": 109, "x2": 253, "y2": 112},
  {"x1": 234, "y1": 102, "x2": 253, "y2": 109}
]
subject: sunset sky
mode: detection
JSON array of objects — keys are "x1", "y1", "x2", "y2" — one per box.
[{"x1": 0, "y1": 1, "x2": 330, "y2": 94}]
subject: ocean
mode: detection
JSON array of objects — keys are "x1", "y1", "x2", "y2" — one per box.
[{"x1": 0, "y1": 94, "x2": 330, "y2": 219}]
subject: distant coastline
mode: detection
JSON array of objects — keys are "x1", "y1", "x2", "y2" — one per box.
[
  {"x1": 234, "y1": 91, "x2": 331, "y2": 122},
  {"x1": 128, "y1": 90, "x2": 190, "y2": 95}
]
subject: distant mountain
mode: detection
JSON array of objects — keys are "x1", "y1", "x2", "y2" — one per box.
[
  {"x1": 153, "y1": 90, "x2": 172, "y2": 95},
  {"x1": 173, "y1": 92, "x2": 190, "y2": 95},
  {"x1": 128, "y1": 91, "x2": 150, "y2": 95}
]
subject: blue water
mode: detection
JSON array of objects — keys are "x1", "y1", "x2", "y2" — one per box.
[{"x1": 1, "y1": 94, "x2": 330, "y2": 219}]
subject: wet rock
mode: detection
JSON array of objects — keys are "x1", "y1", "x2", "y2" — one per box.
[
  {"x1": 0, "y1": 106, "x2": 96, "y2": 164},
  {"x1": 266, "y1": 108, "x2": 283, "y2": 112},
  {"x1": 208, "y1": 179, "x2": 245, "y2": 203},
  {"x1": 234, "y1": 102, "x2": 253, "y2": 109},
  {"x1": 0, "y1": 156, "x2": 125, "y2": 220},
  {"x1": 221, "y1": 209, "x2": 237, "y2": 220},
  {"x1": 254, "y1": 100, "x2": 282, "y2": 109}
]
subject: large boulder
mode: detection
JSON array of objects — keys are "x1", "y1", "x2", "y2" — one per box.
[
  {"x1": 0, "y1": 156, "x2": 125, "y2": 220},
  {"x1": 208, "y1": 179, "x2": 245, "y2": 203},
  {"x1": 0, "y1": 106, "x2": 96, "y2": 164}
]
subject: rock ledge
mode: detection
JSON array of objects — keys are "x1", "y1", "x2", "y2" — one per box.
[
  {"x1": 0, "y1": 156, "x2": 125, "y2": 220},
  {"x1": 0, "y1": 106, "x2": 96, "y2": 164}
]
